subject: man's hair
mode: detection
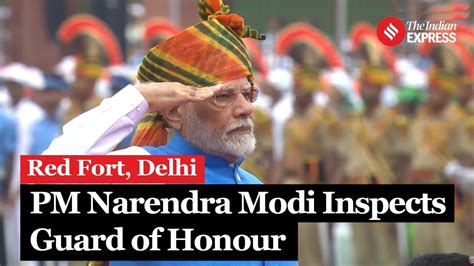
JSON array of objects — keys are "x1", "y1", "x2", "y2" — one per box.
[{"x1": 409, "y1": 253, "x2": 472, "y2": 266}]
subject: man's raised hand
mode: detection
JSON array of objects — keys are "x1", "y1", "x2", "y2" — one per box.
[{"x1": 135, "y1": 82, "x2": 225, "y2": 112}]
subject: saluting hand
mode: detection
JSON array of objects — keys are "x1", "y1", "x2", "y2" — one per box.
[{"x1": 135, "y1": 82, "x2": 225, "y2": 112}]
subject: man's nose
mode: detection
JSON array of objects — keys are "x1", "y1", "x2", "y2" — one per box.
[{"x1": 232, "y1": 93, "x2": 253, "y2": 118}]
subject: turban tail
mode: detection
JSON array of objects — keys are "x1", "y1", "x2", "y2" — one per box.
[{"x1": 131, "y1": 0, "x2": 265, "y2": 147}]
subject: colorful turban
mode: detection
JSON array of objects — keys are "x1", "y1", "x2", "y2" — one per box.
[
  {"x1": 75, "y1": 59, "x2": 104, "y2": 80},
  {"x1": 360, "y1": 64, "x2": 393, "y2": 87},
  {"x1": 131, "y1": 0, "x2": 265, "y2": 147},
  {"x1": 428, "y1": 68, "x2": 458, "y2": 94},
  {"x1": 293, "y1": 66, "x2": 321, "y2": 93},
  {"x1": 461, "y1": 75, "x2": 474, "y2": 89}
]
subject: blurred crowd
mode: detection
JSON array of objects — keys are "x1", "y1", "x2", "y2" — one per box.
[{"x1": 0, "y1": 1, "x2": 473, "y2": 266}]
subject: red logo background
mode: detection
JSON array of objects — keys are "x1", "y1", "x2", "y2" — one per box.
[{"x1": 376, "y1": 17, "x2": 406, "y2": 46}]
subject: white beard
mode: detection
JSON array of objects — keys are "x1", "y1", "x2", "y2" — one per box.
[{"x1": 181, "y1": 104, "x2": 256, "y2": 158}]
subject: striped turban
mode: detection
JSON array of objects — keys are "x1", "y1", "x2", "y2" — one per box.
[{"x1": 131, "y1": 0, "x2": 265, "y2": 147}]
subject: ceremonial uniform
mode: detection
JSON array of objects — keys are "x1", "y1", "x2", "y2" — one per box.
[
  {"x1": 274, "y1": 23, "x2": 347, "y2": 265},
  {"x1": 448, "y1": 25, "x2": 474, "y2": 253},
  {"x1": 450, "y1": 104, "x2": 474, "y2": 252},
  {"x1": 408, "y1": 63, "x2": 474, "y2": 254},
  {"x1": 62, "y1": 60, "x2": 103, "y2": 125},
  {"x1": 344, "y1": 24, "x2": 401, "y2": 265},
  {"x1": 340, "y1": 107, "x2": 400, "y2": 266},
  {"x1": 342, "y1": 107, "x2": 398, "y2": 184},
  {"x1": 445, "y1": 77, "x2": 474, "y2": 252},
  {"x1": 282, "y1": 106, "x2": 324, "y2": 184},
  {"x1": 282, "y1": 105, "x2": 325, "y2": 266},
  {"x1": 409, "y1": 103, "x2": 471, "y2": 254},
  {"x1": 392, "y1": 84, "x2": 425, "y2": 187},
  {"x1": 284, "y1": 104, "x2": 331, "y2": 266},
  {"x1": 410, "y1": 103, "x2": 461, "y2": 182},
  {"x1": 281, "y1": 64, "x2": 327, "y2": 266}
]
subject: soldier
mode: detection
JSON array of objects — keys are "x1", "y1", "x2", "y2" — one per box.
[
  {"x1": 342, "y1": 65, "x2": 401, "y2": 266},
  {"x1": 57, "y1": 14, "x2": 125, "y2": 124},
  {"x1": 57, "y1": 14, "x2": 125, "y2": 266},
  {"x1": 392, "y1": 67, "x2": 427, "y2": 186},
  {"x1": 275, "y1": 22, "x2": 345, "y2": 185},
  {"x1": 409, "y1": 43, "x2": 474, "y2": 254},
  {"x1": 342, "y1": 23, "x2": 401, "y2": 266},
  {"x1": 445, "y1": 76, "x2": 474, "y2": 252},
  {"x1": 449, "y1": 92, "x2": 474, "y2": 252},
  {"x1": 62, "y1": 59, "x2": 104, "y2": 124},
  {"x1": 282, "y1": 65, "x2": 326, "y2": 266},
  {"x1": 320, "y1": 69, "x2": 356, "y2": 185},
  {"x1": 275, "y1": 23, "x2": 347, "y2": 266},
  {"x1": 443, "y1": 28, "x2": 474, "y2": 247},
  {"x1": 282, "y1": 65, "x2": 325, "y2": 185}
]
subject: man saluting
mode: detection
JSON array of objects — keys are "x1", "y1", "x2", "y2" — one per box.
[{"x1": 45, "y1": 0, "x2": 297, "y2": 265}]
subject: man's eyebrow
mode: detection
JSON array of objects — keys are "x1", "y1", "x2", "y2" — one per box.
[{"x1": 220, "y1": 83, "x2": 253, "y2": 92}]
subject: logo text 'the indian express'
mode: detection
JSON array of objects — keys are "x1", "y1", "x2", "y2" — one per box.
[{"x1": 377, "y1": 17, "x2": 457, "y2": 46}]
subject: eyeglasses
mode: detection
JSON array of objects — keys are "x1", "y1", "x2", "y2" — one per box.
[{"x1": 211, "y1": 86, "x2": 259, "y2": 108}]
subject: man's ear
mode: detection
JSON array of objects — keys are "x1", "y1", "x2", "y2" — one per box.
[{"x1": 161, "y1": 105, "x2": 185, "y2": 131}]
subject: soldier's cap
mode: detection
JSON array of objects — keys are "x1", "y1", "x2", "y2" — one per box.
[
  {"x1": 75, "y1": 59, "x2": 104, "y2": 80},
  {"x1": 360, "y1": 64, "x2": 392, "y2": 87},
  {"x1": 293, "y1": 65, "x2": 321, "y2": 93},
  {"x1": 428, "y1": 68, "x2": 458, "y2": 94}
]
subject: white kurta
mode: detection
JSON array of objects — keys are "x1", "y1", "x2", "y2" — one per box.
[{"x1": 44, "y1": 85, "x2": 150, "y2": 156}]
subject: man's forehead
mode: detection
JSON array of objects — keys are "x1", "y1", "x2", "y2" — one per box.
[{"x1": 220, "y1": 77, "x2": 251, "y2": 88}]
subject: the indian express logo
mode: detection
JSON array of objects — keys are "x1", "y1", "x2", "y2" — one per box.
[{"x1": 376, "y1": 16, "x2": 457, "y2": 46}]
